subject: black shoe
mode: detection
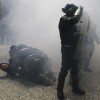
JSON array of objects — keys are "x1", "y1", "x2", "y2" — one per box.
[
  {"x1": 83, "y1": 68, "x2": 92, "y2": 72},
  {"x1": 73, "y1": 88, "x2": 85, "y2": 95},
  {"x1": 57, "y1": 90, "x2": 65, "y2": 100}
]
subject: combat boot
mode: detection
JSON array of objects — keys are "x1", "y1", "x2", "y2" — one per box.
[
  {"x1": 57, "y1": 90, "x2": 64, "y2": 100},
  {"x1": 57, "y1": 72, "x2": 68, "y2": 100},
  {"x1": 72, "y1": 78, "x2": 85, "y2": 95},
  {"x1": 72, "y1": 88, "x2": 85, "y2": 95}
]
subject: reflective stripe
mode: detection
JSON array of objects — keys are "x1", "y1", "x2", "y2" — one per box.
[
  {"x1": 18, "y1": 66, "x2": 21, "y2": 70},
  {"x1": 34, "y1": 59, "x2": 39, "y2": 61},
  {"x1": 20, "y1": 48, "x2": 30, "y2": 51},
  {"x1": 16, "y1": 73, "x2": 19, "y2": 76},
  {"x1": 64, "y1": 45, "x2": 72, "y2": 48},
  {"x1": 24, "y1": 54, "x2": 39, "y2": 61}
]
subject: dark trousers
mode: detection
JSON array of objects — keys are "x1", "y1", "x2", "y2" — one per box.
[
  {"x1": 81, "y1": 44, "x2": 94, "y2": 69},
  {"x1": 57, "y1": 46, "x2": 79, "y2": 91}
]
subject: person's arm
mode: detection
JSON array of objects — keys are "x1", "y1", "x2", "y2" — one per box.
[
  {"x1": 63, "y1": 7, "x2": 83, "y2": 25},
  {"x1": 8, "y1": 57, "x2": 22, "y2": 77}
]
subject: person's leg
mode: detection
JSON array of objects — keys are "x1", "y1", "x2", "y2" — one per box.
[
  {"x1": 83, "y1": 57, "x2": 92, "y2": 72},
  {"x1": 83, "y1": 49, "x2": 94, "y2": 72},
  {"x1": 71, "y1": 61, "x2": 85, "y2": 95},
  {"x1": 57, "y1": 65, "x2": 69, "y2": 99},
  {"x1": 83, "y1": 44, "x2": 94, "y2": 72},
  {"x1": 57, "y1": 47, "x2": 73, "y2": 99}
]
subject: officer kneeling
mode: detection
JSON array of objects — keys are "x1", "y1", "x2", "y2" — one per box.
[{"x1": 0, "y1": 44, "x2": 56, "y2": 86}]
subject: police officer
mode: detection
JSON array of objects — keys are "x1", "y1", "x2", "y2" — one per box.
[
  {"x1": 57, "y1": 4, "x2": 85, "y2": 99},
  {"x1": 81, "y1": 21, "x2": 100, "y2": 72},
  {"x1": 0, "y1": 44, "x2": 56, "y2": 86}
]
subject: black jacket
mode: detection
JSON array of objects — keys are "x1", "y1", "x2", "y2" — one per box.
[
  {"x1": 7, "y1": 45, "x2": 46, "y2": 77},
  {"x1": 59, "y1": 13, "x2": 82, "y2": 47}
]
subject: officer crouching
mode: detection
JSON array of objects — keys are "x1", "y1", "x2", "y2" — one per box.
[{"x1": 0, "y1": 44, "x2": 56, "y2": 86}]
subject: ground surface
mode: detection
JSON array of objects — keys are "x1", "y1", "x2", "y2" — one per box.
[{"x1": 0, "y1": 44, "x2": 100, "y2": 100}]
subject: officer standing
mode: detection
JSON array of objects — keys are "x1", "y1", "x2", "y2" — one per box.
[
  {"x1": 81, "y1": 21, "x2": 100, "y2": 72},
  {"x1": 57, "y1": 4, "x2": 85, "y2": 99}
]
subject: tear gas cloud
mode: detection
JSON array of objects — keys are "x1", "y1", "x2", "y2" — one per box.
[{"x1": 4, "y1": 0, "x2": 100, "y2": 71}]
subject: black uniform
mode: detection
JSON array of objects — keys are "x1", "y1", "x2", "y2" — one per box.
[
  {"x1": 81, "y1": 21, "x2": 100, "y2": 72},
  {"x1": 5, "y1": 44, "x2": 56, "y2": 85},
  {"x1": 57, "y1": 4, "x2": 85, "y2": 99}
]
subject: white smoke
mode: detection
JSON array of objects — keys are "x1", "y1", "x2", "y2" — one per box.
[{"x1": 4, "y1": 0, "x2": 100, "y2": 71}]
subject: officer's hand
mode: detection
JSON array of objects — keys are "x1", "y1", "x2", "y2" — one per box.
[
  {"x1": 79, "y1": 6, "x2": 83, "y2": 17},
  {"x1": 80, "y1": 6, "x2": 83, "y2": 11}
]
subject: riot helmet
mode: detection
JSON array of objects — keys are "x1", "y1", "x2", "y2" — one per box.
[{"x1": 62, "y1": 4, "x2": 78, "y2": 17}]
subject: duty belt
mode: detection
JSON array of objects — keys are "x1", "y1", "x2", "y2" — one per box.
[{"x1": 62, "y1": 45, "x2": 72, "y2": 48}]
